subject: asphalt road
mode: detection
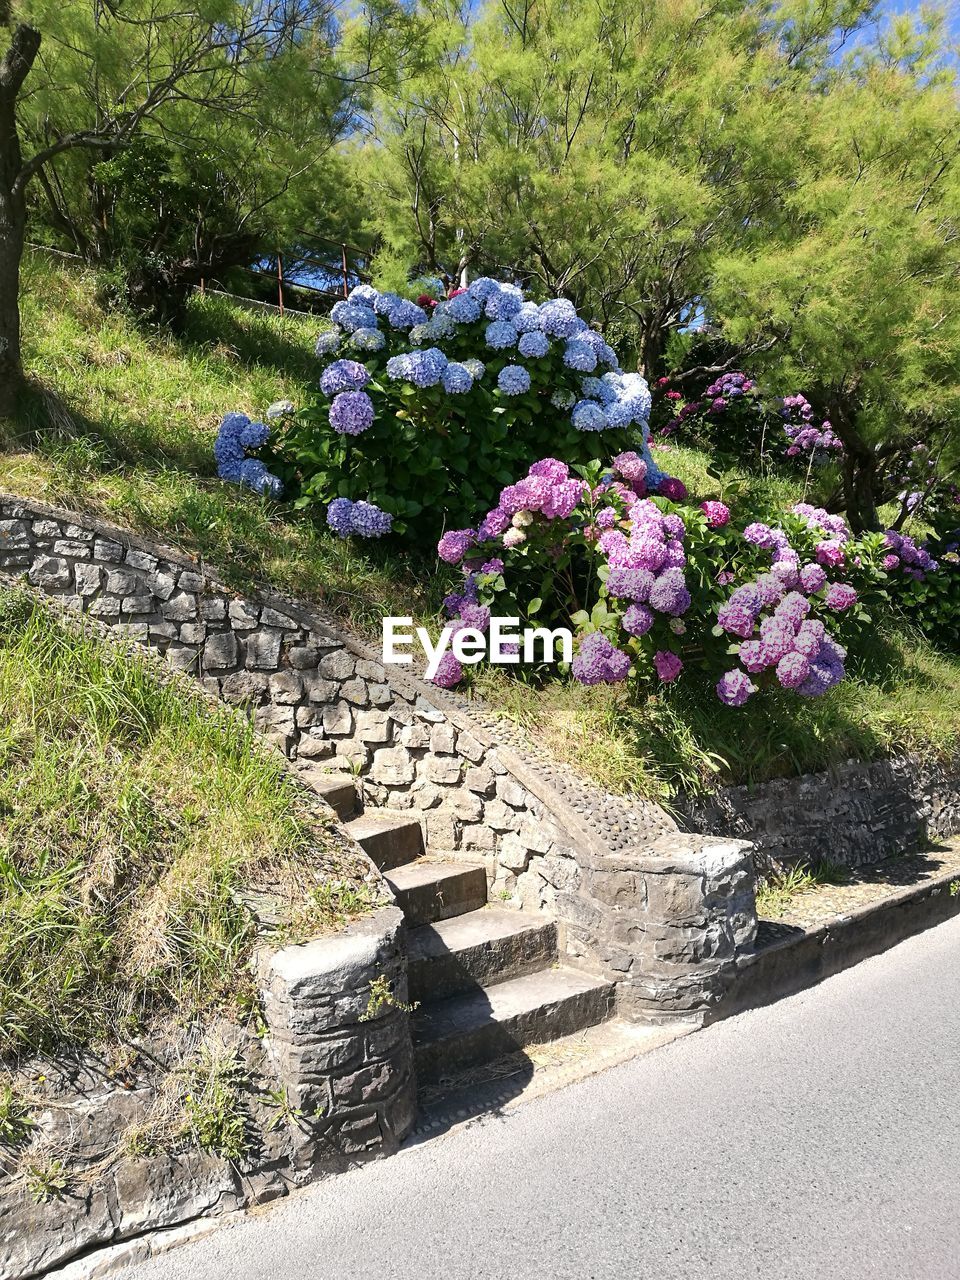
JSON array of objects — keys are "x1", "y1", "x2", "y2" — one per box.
[{"x1": 127, "y1": 915, "x2": 960, "y2": 1280}]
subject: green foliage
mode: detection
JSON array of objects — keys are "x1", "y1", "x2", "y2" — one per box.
[{"x1": 0, "y1": 1084, "x2": 33, "y2": 1146}]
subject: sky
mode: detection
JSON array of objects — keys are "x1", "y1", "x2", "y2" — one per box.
[{"x1": 883, "y1": 0, "x2": 960, "y2": 40}]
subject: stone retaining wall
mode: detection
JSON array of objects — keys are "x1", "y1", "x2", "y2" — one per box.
[
  {"x1": 678, "y1": 754, "x2": 960, "y2": 875},
  {"x1": 0, "y1": 493, "x2": 758, "y2": 1024}
]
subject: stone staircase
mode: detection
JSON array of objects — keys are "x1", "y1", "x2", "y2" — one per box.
[{"x1": 309, "y1": 771, "x2": 616, "y2": 1089}]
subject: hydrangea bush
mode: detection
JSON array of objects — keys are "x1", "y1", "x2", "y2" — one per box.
[
  {"x1": 432, "y1": 456, "x2": 926, "y2": 706},
  {"x1": 215, "y1": 278, "x2": 661, "y2": 540}
]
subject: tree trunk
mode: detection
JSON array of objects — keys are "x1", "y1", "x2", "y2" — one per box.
[
  {"x1": 0, "y1": 25, "x2": 41, "y2": 419},
  {"x1": 824, "y1": 392, "x2": 881, "y2": 533}
]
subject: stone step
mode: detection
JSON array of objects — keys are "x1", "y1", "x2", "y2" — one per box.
[
  {"x1": 413, "y1": 967, "x2": 616, "y2": 1085},
  {"x1": 298, "y1": 769, "x2": 357, "y2": 819},
  {"x1": 408, "y1": 907, "x2": 558, "y2": 1004},
  {"x1": 346, "y1": 810, "x2": 425, "y2": 870},
  {"x1": 385, "y1": 859, "x2": 487, "y2": 927}
]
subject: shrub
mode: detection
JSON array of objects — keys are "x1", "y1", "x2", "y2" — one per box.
[
  {"x1": 214, "y1": 280, "x2": 663, "y2": 540},
  {"x1": 432, "y1": 455, "x2": 934, "y2": 707}
]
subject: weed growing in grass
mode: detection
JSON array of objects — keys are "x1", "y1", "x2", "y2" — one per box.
[
  {"x1": 755, "y1": 860, "x2": 852, "y2": 918},
  {"x1": 0, "y1": 1085, "x2": 33, "y2": 1147}
]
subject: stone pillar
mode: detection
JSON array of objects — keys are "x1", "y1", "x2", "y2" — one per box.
[
  {"x1": 256, "y1": 906, "x2": 416, "y2": 1161},
  {"x1": 580, "y1": 834, "x2": 757, "y2": 1025}
]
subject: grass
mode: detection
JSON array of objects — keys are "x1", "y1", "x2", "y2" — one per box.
[
  {"x1": 3, "y1": 251, "x2": 959, "y2": 804},
  {"x1": 755, "y1": 861, "x2": 851, "y2": 919},
  {"x1": 0, "y1": 587, "x2": 375, "y2": 1063}
]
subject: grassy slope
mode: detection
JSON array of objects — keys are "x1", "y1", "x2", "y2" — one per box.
[
  {"x1": 0, "y1": 589, "x2": 373, "y2": 1062},
  {"x1": 3, "y1": 252, "x2": 959, "y2": 804}
]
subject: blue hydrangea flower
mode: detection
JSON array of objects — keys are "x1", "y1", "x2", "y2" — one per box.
[
  {"x1": 350, "y1": 327, "x2": 385, "y2": 352},
  {"x1": 538, "y1": 298, "x2": 579, "y2": 337},
  {"x1": 445, "y1": 292, "x2": 482, "y2": 323},
  {"x1": 563, "y1": 339, "x2": 597, "y2": 372},
  {"x1": 239, "y1": 458, "x2": 283, "y2": 498},
  {"x1": 518, "y1": 331, "x2": 550, "y2": 358},
  {"x1": 409, "y1": 323, "x2": 431, "y2": 346},
  {"x1": 325, "y1": 497, "x2": 393, "y2": 538},
  {"x1": 467, "y1": 276, "x2": 501, "y2": 301},
  {"x1": 330, "y1": 300, "x2": 377, "y2": 332},
  {"x1": 373, "y1": 291, "x2": 403, "y2": 317},
  {"x1": 427, "y1": 313, "x2": 457, "y2": 339},
  {"x1": 351, "y1": 500, "x2": 393, "y2": 537},
  {"x1": 571, "y1": 399, "x2": 608, "y2": 431},
  {"x1": 315, "y1": 330, "x2": 340, "y2": 357},
  {"x1": 582, "y1": 376, "x2": 618, "y2": 404},
  {"x1": 442, "y1": 363, "x2": 474, "y2": 394},
  {"x1": 399, "y1": 347, "x2": 448, "y2": 387},
  {"x1": 329, "y1": 390, "x2": 374, "y2": 435},
  {"x1": 497, "y1": 365, "x2": 531, "y2": 395},
  {"x1": 326, "y1": 497, "x2": 355, "y2": 536},
  {"x1": 385, "y1": 354, "x2": 411, "y2": 380},
  {"x1": 385, "y1": 299, "x2": 428, "y2": 329},
  {"x1": 348, "y1": 284, "x2": 379, "y2": 305},
  {"x1": 239, "y1": 419, "x2": 270, "y2": 449},
  {"x1": 484, "y1": 286, "x2": 523, "y2": 320},
  {"x1": 320, "y1": 359, "x2": 370, "y2": 396},
  {"x1": 603, "y1": 400, "x2": 634, "y2": 427},
  {"x1": 513, "y1": 302, "x2": 542, "y2": 333},
  {"x1": 485, "y1": 320, "x2": 518, "y2": 349}
]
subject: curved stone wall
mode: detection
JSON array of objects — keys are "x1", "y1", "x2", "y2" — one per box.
[{"x1": 0, "y1": 493, "x2": 757, "y2": 1023}]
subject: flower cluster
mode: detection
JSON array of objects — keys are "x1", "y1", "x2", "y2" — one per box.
[
  {"x1": 435, "y1": 454, "x2": 692, "y2": 689},
  {"x1": 213, "y1": 412, "x2": 282, "y2": 498},
  {"x1": 222, "y1": 276, "x2": 661, "y2": 541},
  {"x1": 883, "y1": 530, "x2": 939, "y2": 580},
  {"x1": 714, "y1": 513, "x2": 857, "y2": 704},
  {"x1": 781, "y1": 394, "x2": 843, "y2": 458},
  {"x1": 326, "y1": 497, "x2": 393, "y2": 539}
]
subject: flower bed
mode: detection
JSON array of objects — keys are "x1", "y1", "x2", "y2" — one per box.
[
  {"x1": 433, "y1": 458, "x2": 941, "y2": 707},
  {"x1": 213, "y1": 279, "x2": 661, "y2": 540}
]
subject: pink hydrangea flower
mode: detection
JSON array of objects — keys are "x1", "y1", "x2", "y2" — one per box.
[
  {"x1": 653, "y1": 650, "x2": 683, "y2": 682},
  {"x1": 658, "y1": 476, "x2": 687, "y2": 501},
  {"x1": 701, "y1": 500, "x2": 731, "y2": 528},
  {"x1": 824, "y1": 583, "x2": 857, "y2": 611},
  {"x1": 816, "y1": 540, "x2": 846, "y2": 567}
]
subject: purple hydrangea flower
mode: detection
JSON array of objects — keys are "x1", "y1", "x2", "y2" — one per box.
[
  {"x1": 572, "y1": 632, "x2": 632, "y2": 685},
  {"x1": 320, "y1": 359, "x2": 370, "y2": 396},
  {"x1": 430, "y1": 651, "x2": 464, "y2": 688},
  {"x1": 438, "y1": 528, "x2": 476, "y2": 565},
  {"x1": 776, "y1": 651, "x2": 812, "y2": 690},
  {"x1": 329, "y1": 390, "x2": 374, "y2": 435},
  {"x1": 701, "y1": 500, "x2": 730, "y2": 528},
  {"x1": 607, "y1": 567, "x2": 656, "y2": 601},
  {"x1": 716, "y1": 669, "x2": 757, "y2": 707},
  {"x1": 799, "y1": 563, "x2": 828, "y2": 593},
  {"x1": 623, "y1": 603, "x2": 655, "y2": 636},
  {"x1": 824, "y1": 583, "x2": 857, "y2": 611},
  {"x1": 653, "y1": 650, "x2": 683, "y2": 682}
]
